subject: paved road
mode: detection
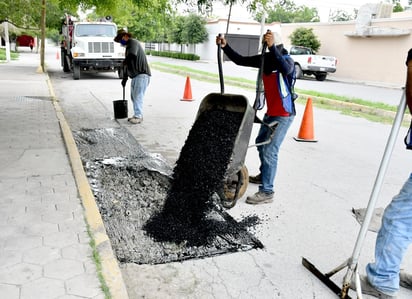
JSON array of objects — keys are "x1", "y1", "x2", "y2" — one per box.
[{"x1": 45, "y1": 46, "x2": 412, "y2": 298}]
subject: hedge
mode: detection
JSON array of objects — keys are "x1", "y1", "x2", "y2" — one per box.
[{"x1": 146, "y1": 50, "x2": 200, "y2": 61}]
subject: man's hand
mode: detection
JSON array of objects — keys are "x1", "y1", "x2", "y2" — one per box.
[
  {"x1": 263, "y1": 30, "x2": 274, "y2": 48},
  {"x1": 121, "y1": 77, "x2": 127, "y2": 87},
  {"x1": 216, "y1": 35, "x2": 227, "y2": 48},
  {"x1": 407, "y1": 48, "x2": 412, "y2": 66},
  {"x1": 406, "y1": 48, "x2": 412, "y2": 114}
]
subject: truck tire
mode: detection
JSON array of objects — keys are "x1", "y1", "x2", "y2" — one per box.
[
  {"x1": 315, "y1": 73, "x2": 327, "y2": 81},
  {"x1": 73, "y1": 65, "x2": 80, "y2": 80},
  {"x1": 295, "y1": 64, "x2": 303, "y2": 79}
]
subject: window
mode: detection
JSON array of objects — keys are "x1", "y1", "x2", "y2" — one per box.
[{"x1": 76, "y1": 24, "x2": 116, "y2": 37}]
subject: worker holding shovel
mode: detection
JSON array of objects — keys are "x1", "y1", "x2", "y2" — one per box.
[
  {"x1": 351, "y1": 48, "x2": 412, "y2": 298},
  {"x1": 114, "y1": 29, "x2": 151, "y2": 124}
]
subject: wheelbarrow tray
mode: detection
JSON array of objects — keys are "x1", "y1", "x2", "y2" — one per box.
[{"x1": 196, "y1": 92, "x2": 255, "y2": 179}]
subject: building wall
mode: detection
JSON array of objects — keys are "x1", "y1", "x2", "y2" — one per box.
[
  {"x1": 197, "y1": 19, "x2": 281, "y2": 62},
  {"x1": 192, "y1": 15, "x2": 411, "y2": 87},
  {"x1": 280, "y1": 17, "x2": 412, "y2": 87},
  {"x1": 160, "y1": 14, "x2": 412, "y2": 87}
]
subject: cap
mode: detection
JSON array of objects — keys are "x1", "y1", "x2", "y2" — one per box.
[{"x1": 114, "y1": 29, "x2": 127, "y2": 43}]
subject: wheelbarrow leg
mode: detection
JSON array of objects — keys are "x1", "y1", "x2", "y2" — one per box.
[{"x1": 220, "y1": 165, "x2": 249, "y2": 209}]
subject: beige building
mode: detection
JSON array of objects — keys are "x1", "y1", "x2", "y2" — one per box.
[
  {"x1": 165, "y1": 3, "x2": 412, "y2": 87},
  {"x1": 281, "y1": 8, "x2": 412, "y2": 87},
  {"x1": 195, "y1": 3, "x2": 411, "y2": 88}
]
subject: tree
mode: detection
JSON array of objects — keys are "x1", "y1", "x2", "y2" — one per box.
[
  {"x1": 169, "y1": 15, "x2": 186, "y2": 51},
  {"x1": 113, "y1": 0, "x2": 173, "y2": 42},
  {"x1": 392, "y1": 0, "x2": 404, "y2": 12},
  {"x1": 329, "y1": 9, "x2": 356, "y2": 22},
  {"x1": 176, "y1": 0, "x2": 270, "y2": 16},
  {"x1": 289, "y1": 27, "x2": 320, "y2": 52},
  {"x1": 168, "y1": 14, "x2": 208, "y2": 52},
  {"x1": 183, "y1": 14, "x2": 208, "y2": 51},
  {"x1": 254, "y1": 0, "x2": 319, "y2": 23}
]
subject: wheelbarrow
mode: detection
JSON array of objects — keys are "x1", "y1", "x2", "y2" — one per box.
[{"x1": 194, "y1": 37, "x2": 278, "y2": 209}]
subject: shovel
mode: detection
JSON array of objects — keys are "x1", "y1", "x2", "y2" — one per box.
[{"x1": 113, "y1": 86, "x2": 128, "y2": 119}]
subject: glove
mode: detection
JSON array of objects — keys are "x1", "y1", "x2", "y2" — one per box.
[
  {"x1": 406, "y1": 48, "x2": 412, "y2": 66},
  {"x1": 121, "y1": 77, "x2": 128, "y2": 87}
]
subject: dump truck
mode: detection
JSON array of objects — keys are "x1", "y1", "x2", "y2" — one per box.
[{"x1": 60, "y1": 15, "x2": 125, "y2": 80}]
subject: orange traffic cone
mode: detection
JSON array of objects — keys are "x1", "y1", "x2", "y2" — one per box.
[
  {"x1": 180, "y1": 76, "x2": 193, "y2": 101},
  {"x1": 294, "y1": 97, "x2": 318, "y2": 142},
  {"x1": 56, "y1": 50, "x2": 60, "y2": 60}
]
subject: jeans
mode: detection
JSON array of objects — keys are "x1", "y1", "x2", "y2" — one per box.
[
  {"x1": 255, "y1": 114, "x2": 294, "y2": 194},
  {"x1": 130, "y1": 74, "x2": 150, "y2": 118},
  {"x1": 366, "y1": 173, "x2": 412, "y2": 296}
]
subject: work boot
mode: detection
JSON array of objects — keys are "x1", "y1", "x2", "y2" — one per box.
[
  {"x1": 245, "y1": 191, "x2": 273, "y2": 205},
  {"x1": 400, "y1": 270, "x2": 412, "y2": 290},
  {"x1": 350, "y1": 275, "x2": 397, "y2": 299},
  {"x1": 249, "y1": 173, "x2": 262, "y2": 184},
  {"x1": 128, "y1": 116, "x2": 143, "y2": 124}
]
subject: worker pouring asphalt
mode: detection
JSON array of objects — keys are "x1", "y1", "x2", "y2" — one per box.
[{"x1": 216, "y1": 30, "x2": 296, "y2": 205}]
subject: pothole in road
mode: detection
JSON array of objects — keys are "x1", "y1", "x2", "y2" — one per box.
[{"x1": 73, "y1": 111, "x2": 263, "y2": 265}]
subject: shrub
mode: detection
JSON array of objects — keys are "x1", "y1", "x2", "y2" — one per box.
[{"x1": 146, "y1": 50, "x2": 200, "y2": 61}]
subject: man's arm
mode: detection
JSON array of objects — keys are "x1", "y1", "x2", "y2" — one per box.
[
  {"x1": 406, "y1": 49, "x2": 412, "y2": 114},
  {"x1": 222, "y1": 44, "x2": 260, "y2": 68}
]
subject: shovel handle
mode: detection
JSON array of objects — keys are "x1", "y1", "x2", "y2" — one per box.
[
  {"x1": 123, "y1": 85, "x2": 125, "y2": 101},
  {"x1": 217, "y1": 34, "x2": 224, "y2": 94}
]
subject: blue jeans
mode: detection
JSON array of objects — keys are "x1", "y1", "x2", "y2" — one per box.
[
  {"x1": 255, "y1": 114, "x2": 294, "y2": 194},
  {"x1": 366, "y1": 173, "x2": 412, "y2": 296},
  {"x1": 130, "y1": 74, "x2": 150, "y2": 118}
]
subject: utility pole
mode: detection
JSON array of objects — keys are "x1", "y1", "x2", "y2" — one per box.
[
  {"x1": 40, "y1": 0, "x2": 46, "y2": 72},
  {"x1": 4, "y1": 20, "x2": 11, "y2": 62}
]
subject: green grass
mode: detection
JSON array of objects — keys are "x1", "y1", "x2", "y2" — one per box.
[
  {"x1": 86, "y1": 223, "x2": 112, "y2": 299},
  {"x1": 150, "y1": 61, "x2": 409, "y2": 126},
  {"x1": 0, "y1": 48, "x2": 19, "y2": 61}
]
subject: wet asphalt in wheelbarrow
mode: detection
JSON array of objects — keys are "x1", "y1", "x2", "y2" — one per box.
[{"x1": 74, "y1": 109, "x2": 263, "y2": 265}]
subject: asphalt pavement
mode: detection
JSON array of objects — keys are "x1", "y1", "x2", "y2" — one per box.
[{"x1": 2, "y1": 45, "x2": 412, "y2": 299}]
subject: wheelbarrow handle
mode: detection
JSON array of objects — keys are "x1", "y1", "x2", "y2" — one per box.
[{"x1": 249, "y1": 119, "x2": 279, "y2": 148}]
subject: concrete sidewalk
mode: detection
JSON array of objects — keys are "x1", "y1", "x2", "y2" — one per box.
[{"x1": 0, "y1": 48, "x2": 127, "y2": 298}]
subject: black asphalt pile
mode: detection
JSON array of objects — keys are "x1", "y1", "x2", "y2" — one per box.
[
  {"x1": 74, "y1": 124, "x2": 263, "y2": 265},
  {"x1": 144, "y1": 109, "x2": 262, "y2": 247}
]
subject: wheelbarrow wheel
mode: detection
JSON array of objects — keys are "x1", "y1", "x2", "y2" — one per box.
[{"x1": 221, "y1": 165, "x2": 249, "y2": 209}]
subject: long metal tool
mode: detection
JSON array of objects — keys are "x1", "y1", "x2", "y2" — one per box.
[
  {"x1": 217, "y1": 34, "x2": 225, "y2": 94},
  {"x1": 302, "y1": 89, "x2": 407, "y2": 298}
]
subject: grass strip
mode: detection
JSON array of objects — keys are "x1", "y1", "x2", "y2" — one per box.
[{"x1": 150, "y1": 61, "x2": 409, "y2": 126}]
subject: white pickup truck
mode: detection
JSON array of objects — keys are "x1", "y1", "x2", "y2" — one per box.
[{"x1": 288, "y1": 45, "x2": 337, "y2": 81}]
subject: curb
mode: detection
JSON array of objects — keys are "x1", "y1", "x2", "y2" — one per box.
[{"x1": 45, "y1": 74, "x2": 129, "y2": 299}]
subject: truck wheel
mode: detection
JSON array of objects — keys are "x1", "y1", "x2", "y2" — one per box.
[
  {"x1": 117, "y1": 68, "x2": 124, "y2": 79},
  {"x1": 73, "y1": 65, "x2": 80, "y2": 80},
  {"x1": 220, "y1": 165, "x2": 249, "y2": 209},
  {"x1": 295, "y1": 64, "x2": 303, "y2": 79},
  {"x1": 315, "y1": 73, "x2": 327, "y2": 81}
]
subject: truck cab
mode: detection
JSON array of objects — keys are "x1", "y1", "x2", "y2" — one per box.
[{"x1": 61, "y1": 17, "x2": 125, "y2": 80}]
